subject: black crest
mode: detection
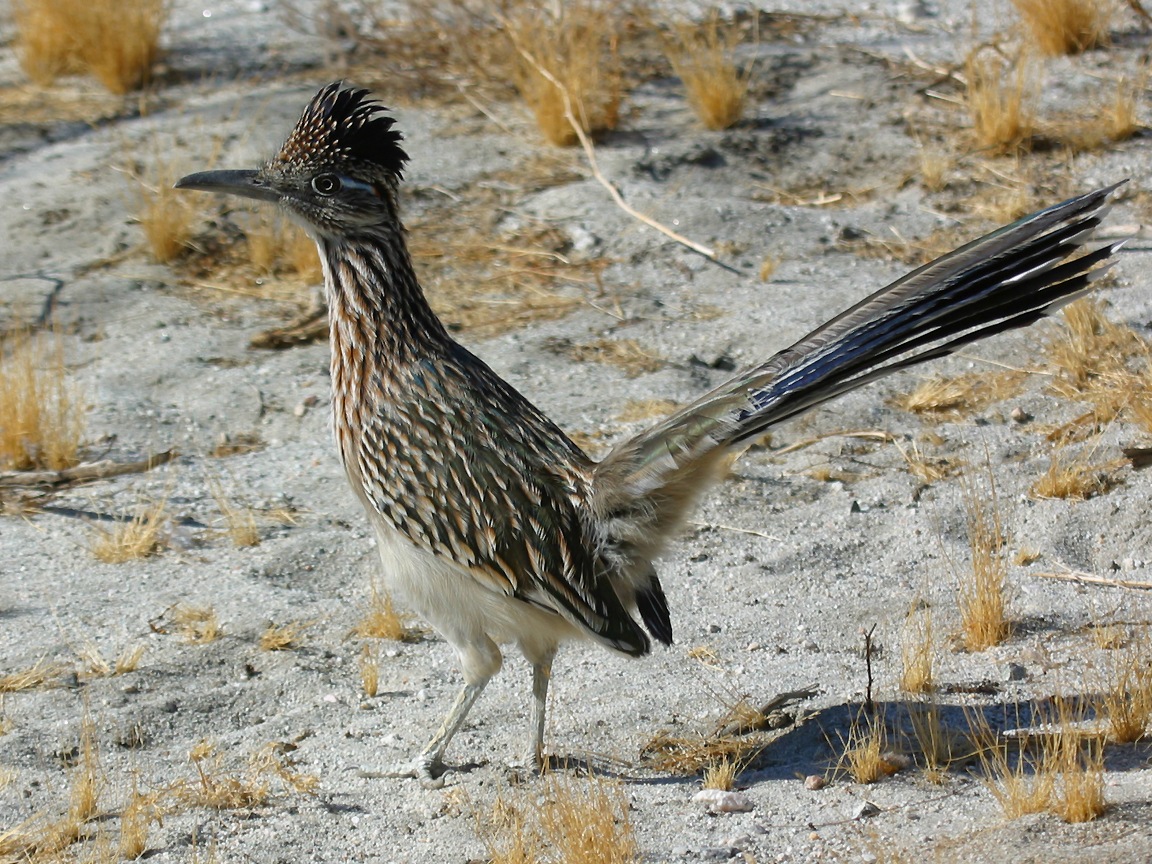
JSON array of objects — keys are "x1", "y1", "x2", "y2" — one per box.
[{"x1": 273, "y1": 82, "x2": 409, "y2": 179}]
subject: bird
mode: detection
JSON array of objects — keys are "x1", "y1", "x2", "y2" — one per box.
[{"x1": 177, "y1": 82, "x2": 1123, "y2": 784}]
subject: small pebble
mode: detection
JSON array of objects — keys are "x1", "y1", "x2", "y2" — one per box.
[
  {"x1": 692, "y1": 789, "x2": 754, "y2": 813},
  {"x1": 1010, "y1": 406, "x2": 1032, "y2": 423},
  {"x1": 804, "y1": 774, "x2": 827, "y2": 790},
  {"x1": 1006, "y1": 662, "x2": 1028, "y2": 682},
  {"x1": 854, "y1": 800, "x2": 881, "y2": 819}
]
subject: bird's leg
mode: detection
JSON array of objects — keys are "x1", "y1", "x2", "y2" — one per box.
[
  {"x1": 528, "y1": 655, "x2": 553, "y2": 772},
  {"x1": 381, "y1": 677, "x2": 489, "y2": 787}
]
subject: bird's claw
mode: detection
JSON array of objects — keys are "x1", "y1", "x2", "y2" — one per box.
[{"x1": 360, "y1": 756, "x2": 447, "y2": 788}]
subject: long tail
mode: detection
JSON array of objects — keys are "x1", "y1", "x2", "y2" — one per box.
[{"x1": 593, "y1": 182, "x2": 1125, "y2": 575}]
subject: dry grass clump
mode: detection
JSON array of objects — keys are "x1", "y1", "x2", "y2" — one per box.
[
  {"x1": 1046, "y1": 299, "x2": 1147, "y2": 399},
  {"x1": 835, "y1": 715, "x2": 904, "y2": 784},
  {"x1": 504, "y1": 1, "x2": 624, "y2": 145},
  {"x1": 258, "y1": 620, "x2": 313, "y2": 652},
  {"x1": 137, "y1": 161, "x2": 202, "y2": 264},
  {"x1": 0, "y1": 331, "x2": 86, "y2": 471},
  {"x1": 0, "y1": 658, "x2": 70, "y2": 693},
  {"x1": 895, "y1": 370, "x2": 1026, "y2": 417},
  {"x1": 551, "y1": 337, "x2": 665, "y2": 377},
  {"x1": 964, "y1": 50, "x2": 1038, "y2": 153},
  {"x1": 90, "y1": 497, "x2": 168, "y2": 563},
  {"x1": 76, "y1": 641, "x2": 146, "y2": 679},
  {"x1": 640, "y1": 729, "x2": 765, "y2": 775},
  {"x1": 174, "y1": 739, "x2": 319, "y2": 810},
  {"x1": 1012, "y1": 0, "x2": 1112, "y2": 56},
  {"x1": 481, "y1": 773, "x2": 639, "y2": 864},
  {"x1": 244, "y1": 212, "x2": 323, "y2": 283},
  {"x1": 210, "y1": 481, "x2": 261, "y2": 548},
  {"x1": 900, "y1": 603, "x2": 935, "y2": 694},
  {"x1": 958, "y1": 471, "x2": 1010, "y2": 651},
  {"x1": 1096, "y1": 634, "x2": 1152, "y2": 743},
  {"x1": 975, "y1": 698, "x2": 1106, "y2": 822},
  {"x1": 149, "y1": 604, "x2": 222, "y2": 644},
  {"x1": 13, "y1": 0, "x2": 167, "y2": 93},
  {"x1": 119, "y1": 783, "x2": 164, "y2": 860},
  {"x1": 701, "y1": 758, "x2": 739, "y2": 791},
  {"x1": 663, "y1": 10, "x2": 753, "y2": 130},
  {"x1": 1029, "y1": 452, "x2": 1119, "y2": 500},
  {"x1": 359, "y1": 643, "x2": 381, "y2": 697},
  {"x1": 353, "y1": 580, "x2": 411, "y2": 641}
]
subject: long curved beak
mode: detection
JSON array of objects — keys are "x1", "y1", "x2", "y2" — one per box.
[{"x1": 174, "y1": 169, "x2": 281, "y2": 203}]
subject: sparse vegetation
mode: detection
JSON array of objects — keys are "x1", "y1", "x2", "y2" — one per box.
[
  {"x1": 900, "y1": 603, "x2": 935, "y2": 694},
  {"x1": 0, "y1": 658, "x2": 69, "y2": 693},
  {"x1": 137, "y1": 161, "x2": 201, "y2": 264},
  {"x1": 663, "y1": 10, "x2": 753, "y2": 130},
  {"x1": 964, "y1": 50, "x2": 1038, "y2": 153},
  {"x1": 1012, "y1": 0, "x2": 1112, "y2": 56},
  {"x1": 481, "y1": 773, "x2": 639, "y2": 864},
  {"x1": 1029, "y1": 451, "x2": 1119, "y2": 500},
  {"x1": 958, "y1": 471, "x2": 1010, "y2": 652},
  {"x1": 504, "y1": 1, "x2": 624, "y2": 145},
  {"x1": 353, "y1": 580, "x2": 411, "y2": 641},
  {"x1": 0, "y1": 330, "x2": 86, "y2": 471},
  {"x1": 1097, "y1": 635, "x2": 1152, "y2": 743},
  {"x1": 91, "y1": 497, "x2": 168, "y2": 563},
  {"x1": 975, "y1": 698, "x2": 1107, "y2": 822},
  {"x1": 701, "y1": 758, "x2": 739, "y2": 791},
  {"x1": 835, "y1": 714, "x2": 900, "y2": 784},
  {"x1": 13, "y1": 0, "x2": 168, "y2": 93},
  {"x1": 258, "y1": 620, "x2": 312, "y2": 652}
]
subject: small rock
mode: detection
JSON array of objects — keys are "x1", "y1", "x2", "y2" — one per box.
[
  {"x1": 1010, "y1": 406, "x2": 1032, "y2": 424},
  {"x1": 854, "y1": 800, "x2": 881, "y2": 819},
  {"x1": 804, "y1": 774, "x2": 827, "y2": 790},
  {"x1": 1006, "y1": 662, "x2": 1028, "y2": 682},
  {"x1": 880, "y1": 751, "x2": 912, "y2": 772},
  {"x1": 692, "y1": 789, "x2": 755, "y2": 813}
]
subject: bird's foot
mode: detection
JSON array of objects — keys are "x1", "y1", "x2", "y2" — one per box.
[
  {"x1": 361, "y1": 755, "x2": 482, "y2": 788},
  {"x1": 360, "y1": 755, "x2": 449, "y2": 788}
]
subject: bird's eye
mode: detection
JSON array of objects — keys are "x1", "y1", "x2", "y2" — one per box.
[{"x1": 312, "y1": 174, "x2": 341, "y2": 195}]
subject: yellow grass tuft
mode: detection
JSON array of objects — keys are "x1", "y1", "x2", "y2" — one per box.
[
  {"x1": 13, "y1": 0, "x2": 167, "y2": 93},
  {"x1": 1029, "y1": 451, "x2": 1118, "y2": 500},
  {"x1": 258, "y1": 620, "x2": 312, "y2": 652},
  {"x1": 481, "y1": 773, "x2": 639, "y2": 864},
  {"x1": 244, "y1": 211, "x2": 323, "y2": 283},
  {"x1": 835, "y1": 715, "x2": 902, "y2": 784},
  {"x1": 900, "y1": 603, "x2": 935, "y2": 694},
  {"x1": 210, "y1": 481, "x2": 261, "y2": 548},
  {"x1": 975, "y1": 697, "x2": 1106, "y2": 822},
  {"x1": 137, "y1": 161, "x2": 201, "y2": 264},
  {"x1": 1096, "y1": 635, "x2": 1152, "y2": 743},
  {"x1": 0, "y1": 658, "x2": 69, "y2": 693},
  {"x1": 504, "y1": 2, "x2": 624, "y2": 146},
  {"x1": 964, "y1": 50, "x2": 1038, "y2": 153},
  {"x1": 701, "y1": 758, "x2": 739, "y2": 791},
  {"x1": 0, "y1": 330, "x2": 86, "y2": 471},
  {"x1": 896, "y1": 371, "x2": 1026, "y2": 417},
  {"x1": 118, "y1": 782, "x2": 163, "y2": 860},
  {"x1": 359, "y1": 643, "x2": 381, "y2": 697},
  {"x1": 91, "y1": 497, "x2": 168, "y2": 563},
  {"x1": 1012, "y1": 0, "x2": 1112, "y2": 56},
  {"x1": 663, "y1": 10, "x2": 753, "y2": 130},
  {"x1": 353, "y1": 580, "x2": 411, "y2": 641},
  {"x1": 171, "y1": 605, "x2": 222, "y2": 644},
  {"x1": 958, "y1": 471, "x2": 1010, "y2": 651}
]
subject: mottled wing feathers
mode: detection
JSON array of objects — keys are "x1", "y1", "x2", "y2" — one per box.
[
  {"x1": 274, "y1": 82, "x2": 409, "y2": 179},
  {"x1": 356, "y1": 343, "x2": 651, "y2": 656}
]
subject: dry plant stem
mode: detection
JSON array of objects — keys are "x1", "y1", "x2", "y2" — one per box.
[
  {"x1": 1030, "y1": 570, "x2": 1152, "y2": 591},
  {"x1": 509, "y1": 41, "x2": 718, "y2": 263},
  {"x1": 0, "y1": 450, "x2": 176, "y2": 490}
]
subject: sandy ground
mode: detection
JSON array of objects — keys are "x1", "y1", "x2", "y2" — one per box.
[{"x1": 3, "y1": 1, "x2": 1152, "y2": 861}]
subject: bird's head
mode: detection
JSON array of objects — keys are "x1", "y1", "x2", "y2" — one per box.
[{"x1": 176, "y1": 82, "x2": 409, "y2": 239}]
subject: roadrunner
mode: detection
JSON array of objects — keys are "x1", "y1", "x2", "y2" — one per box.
[{"x1": 178, "y1": 82, "x2": 1122, "y2": 782}]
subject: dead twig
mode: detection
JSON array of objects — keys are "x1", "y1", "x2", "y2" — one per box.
[
  {"x1": 1031, "y1": 570, "x2": 1152, "y2": 591},
  {"x1": 507, "y1": 36, "x2": 722, "y2": 266},
  {"x1": 0, "y1": 451, "x2": 177, "y2": 490}
]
